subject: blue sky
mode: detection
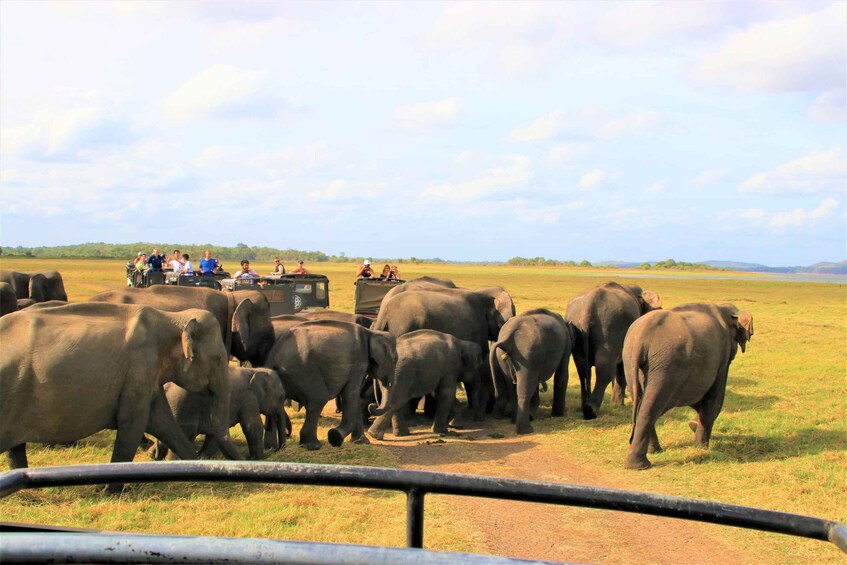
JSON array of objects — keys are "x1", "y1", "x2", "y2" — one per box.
[{"x1": 1, "y1": 1, "x2": 844, "y2": 265}]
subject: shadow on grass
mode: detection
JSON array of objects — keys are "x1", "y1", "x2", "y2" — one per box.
[{"x1": 653, "y1": 427, "x2": 847, "y2": 468}]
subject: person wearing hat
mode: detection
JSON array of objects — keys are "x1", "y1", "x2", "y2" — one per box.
[
  {"x1": 356, "y1": 259, "x2": 374, "y2": 279},
  {"x1": 291, "y1": 259, "x2": 310, "y2": 274}
]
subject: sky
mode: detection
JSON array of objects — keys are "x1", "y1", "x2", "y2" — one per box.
[{"x1": 1, "y1": 1, "x2": 845, "y2": 266}]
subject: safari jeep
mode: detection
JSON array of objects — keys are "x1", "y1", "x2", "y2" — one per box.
[
  {"x1": 223, "y1": 274, "x2": 330, "y2": 316},
  {"x1": 354, "y1": 277, "x2": 405, "y2": 318}
]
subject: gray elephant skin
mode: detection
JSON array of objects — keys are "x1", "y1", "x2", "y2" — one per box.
[
  {"x1": 490, "y1": 308, "x2": 575, "y2": 434},
  {"x1": 0, "y1": 302, "x2": 240, "y2": 469},
  {"x1": 378, "y1": 276, "x2": 458, "y2": 307},
  {"x1": 565, "y1": 281, "x2": 661, "y2": 420},
  {"x1": 373, "y1": 284, "x2": 516, "y2": 416},
  {"x1": 155, "y1": 366, "x2": 289, "y2": 461},
  {"x1": 266, "y1": 320, "x2": 398, "y2": 450},
  {"x1": 0, "y1": 282, "x2": 17, "y2": 317},
  {"x1": 0, "y1": 269, "x2": 68, "y2": 302},
  {"x1": 367, "y1": 330, "x2": 484, "y2": 440},
  {"x1": 271, "y1": 311, "x2": 372, "y2": 339},
  {"x1": 89, "y1": 285, "x2": 275, "y2": 366},
  {"x1": 622, "y1": 303, "x2": 754, "y2": 470}
]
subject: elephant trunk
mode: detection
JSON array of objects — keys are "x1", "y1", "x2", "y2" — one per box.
[
  {"x1": 369, "y1": 382, "x2": 391, "y2": 416},
  {"x1": 275, "y1": 408, "x2": 288, "y2": 449},
  {"x1": 209, "y1": 378, "x2": 243, "y2": 461}
]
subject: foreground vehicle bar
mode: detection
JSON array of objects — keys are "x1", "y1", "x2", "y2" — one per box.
[{"x1": 1, "y1": 461, "x2": 845, "y2": 556}]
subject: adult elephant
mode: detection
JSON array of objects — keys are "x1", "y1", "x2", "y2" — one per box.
[
  {"x1": 0, "y1": 302, "x2": 241, "y2": 470},
  {"x1": 565, "y1": 281, "x2": 662, "y2": 420},
  {"x1": 0, "y1": 282, "x2": 17, "y2": 317},
  {"x1": 271, "y1": 311, "x2": 371, "y2": 339},
  {"x1": 266, "y1": 320, "x2": 397, "y2": 450},
  {"x1": 490, "y1": 308, "x2": 575, "y2": 434},
  {"x1": 155, "y1": 366, "x2": 289, "y2": 461},
  {"x1": 622, "y1": 303, "x2": 753, "y2": 469},
  {"x1": 0, "y1": 270, "x2": 68, "y2": 302},
  {"x1": 378, "y1": 276, "x2": 458, "y2": 308},
  {"x1": 89, "y1": 286, "x2": 274, "y2": 366},
  {"x1": 367, "y1": 330, "x2": 484, "y2": 440},
  {"x1": 373, "y1": 285, "x2": 516, "y2": 416}
]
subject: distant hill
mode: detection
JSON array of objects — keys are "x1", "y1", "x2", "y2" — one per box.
[{"x1": 703, "y1": 260, "x2": 847, "y2": 274}]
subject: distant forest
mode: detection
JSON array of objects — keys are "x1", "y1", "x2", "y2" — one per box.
[
  {"x1": 0, "y1": 243, "x2": 444, "y2": 265},
  {"x1": 505, "y1": 256, "x2": 720, "y2": 271}
]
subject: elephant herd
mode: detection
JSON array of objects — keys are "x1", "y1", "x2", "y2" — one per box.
[{"x1": 0, "y1": 268, "x2": 754, "y2": 476}]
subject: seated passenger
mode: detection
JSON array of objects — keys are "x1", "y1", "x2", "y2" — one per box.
[
  {"x1": 135, "y1": 254, "x2": 147, "y2": 271},
  {"x1": 200, "y1": 250, "x2": 219, "y2": 276},
  {"x1": 270, "y1": 257, "x2": 286, "y2": 275},
  {"x1": 180, "y1": 253, "x2": 194, "y2": 275},
  {"x1": 378, "y1": 264, "x2": 391, "y2": 279},
  {"x1": 168, "y1": 249, "x2": 183, "y2": 272},
  {"x1": 389, "y1": 265, "x2": 401, "y2": 279},
  {"x1": 356, "y1": 259, "x2": 374, "y2": 279},
  {"x1": 234, "y1": 260, "x2": 259, "y2": 279},
  {"x1": 290, "y1": 259, "x2": 309, "y2": 274},
  {"x1": 147, "y1": 248, "x2": 165, "y2": 272}
]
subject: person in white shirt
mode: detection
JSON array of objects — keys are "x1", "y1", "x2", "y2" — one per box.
[
  {"x1": 180, "y1": 253, "x2": 194, "y2": 275},
  {"x1": 169, "y1": 249, "x2": 184, "y2": 272},
  {"x1": 234, "y1": 260, "x2": 259, "y2": 279}
]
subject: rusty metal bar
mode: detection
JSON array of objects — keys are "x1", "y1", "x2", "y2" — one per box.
[{"x1": 0, "y1": 461, "x2": 844, "y2": 558}]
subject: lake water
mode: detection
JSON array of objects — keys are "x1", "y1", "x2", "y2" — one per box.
[{"x1": 608, "y1": 272, "x2": 846, "y2": 284}]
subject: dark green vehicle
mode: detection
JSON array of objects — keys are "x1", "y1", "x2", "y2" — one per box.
[
  {"x1": 354, "y1": 277, "x2": 404, "y2": 318},
  {"x1": 223, "y1": 274, "x2": 330, "y2": 316}
]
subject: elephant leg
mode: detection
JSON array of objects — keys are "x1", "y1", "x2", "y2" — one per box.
[
  {"x1": 7, "y1": 444, "x2": 27, "y2": 469},
  {"x1": 145, "y1": 392, "x2": 198, "y2": 461},
  {"x1": 329, "y1": 380, "x2": 369, "y2": 447},
  {"x1": 647, "y1": 425, "x2": 663, "y2": 454},
  {"x1": 197, "y1": 435, "x2": 219, "y2": 459},
  {"x1": 422, "y1": 393, "x2": 438, "y2": 418},
  {"x1": 392, "y1": 409, "x2": 410, "y2": 437},
  {"x1": 612, "y1": 361, "x2": 627, "y2": 405},
  {"x1": 334, "y1": 395, "x2": 343, "y2": 414},
  {"x1": 571, "y1": 349, "x2": 592, "y2": 416},
  {"x1": 151, "y1": 440, "x2": 169, "y2": 461},
  {"x1": 264, "y1": 417, "x2": 279, "y2": 450},
  {"x1": 625, "y1": 385, "x2": 666, "y2": 470},
  {"x1": 368, "y1": 411, "x2": 391, "y2": 440},
  {"x1": 241, "y1": 413, "x2": 266, "y2": 461},
  {"x1": 432, "y1": 380, "x2": 455, "y2": 435},
  {"x1": 585, "y1": 356, "x2": 615, "y2": 420},
  {"x1": 514, "y1": 373, "x2": 536, "y2": 435},
  {"x1": 298, "y1": 399, "x2": 324, "y2": 450},
  {"x1": 551, "y1": 354, "x2": 569, "y2": 417},
  {"x1": 447, "y1": 395, "x2": 465, "y2": 429},
  {"x1": 695, "y1": 384, "x2": 725, "y2": 448}
]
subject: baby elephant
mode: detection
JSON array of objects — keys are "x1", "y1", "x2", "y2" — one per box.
[
  {"x1": 368, "y1": 330, "x2": 483, "y2": 440},
  {"x1": 156, "y1": 366, "x2": 289, "y2": 461},
  {"x1": 622, "y1": 303, "x2": 754, "y2": 470},
  {"x1": 490, "y1": 308, "x2": 575, "y2": 434}
]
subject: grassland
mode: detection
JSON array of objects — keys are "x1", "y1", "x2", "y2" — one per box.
[{"x1": 0, "y1": 258, "x2": 845, "y2": 562}]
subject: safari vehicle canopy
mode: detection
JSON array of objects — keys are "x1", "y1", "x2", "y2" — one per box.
[
  {"x1": 223, "y1": 274, "x2": 330, "y2": 316},
  {"x1": 354, "y1": 278, "x2": 404, "y2": 317}
]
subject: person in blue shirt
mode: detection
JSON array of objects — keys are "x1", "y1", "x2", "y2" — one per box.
[
  {"x1": 146, "y1": 248, "x2": 165, "y2": 271},
  {"x1": 199, "y1": 250, "x2": 219, "y2": 276}
]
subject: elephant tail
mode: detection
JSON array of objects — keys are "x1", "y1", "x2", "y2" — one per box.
[
  {"x1": 490, "y1": 341, "x2": 516, "y2": 401},
  {"x1": 625, "y1": 342, "x2": 646, "y2": 445}
]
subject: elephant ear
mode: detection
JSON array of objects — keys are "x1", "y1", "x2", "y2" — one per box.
[
  {"x1": 732, "y1": 311, "x2": 754, "y2": 353},
  {"x1": 232, "y1": 298, "x2": 254, "y2": 356},
  {"x1": 28, "y1": 273, "x2": 47, "y2": 302},
  {"x1": 248, "y1": 371, "x2": 272, "y2": 406},
  {"x1": 182, "y1": 318, "x2": 200, "y2": 370},
  {"x1": 368, "y1": 331, "x2": 397, "y2": 385},
  {"x1": 640, "y1": 290, "x2": 662, "y2": 313}
]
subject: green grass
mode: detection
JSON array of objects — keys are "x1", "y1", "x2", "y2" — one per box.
[{"x1": 0, "y1": 257, "x2": 844, "y2": 561}]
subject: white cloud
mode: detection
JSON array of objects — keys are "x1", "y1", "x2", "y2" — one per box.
[
  {"x1": 547, "y1": 142, "x2": 592, "y2": 166},
  {"x1": 595, "y1": 110, "x2": 662, "y2": 139},
  {"x1": 392, "y1": 97, "x2": 462, "y2": 132},
  {"x1": 421, "y1": 155, "x2": 532, "y2": 202},
  {"x1": 646, "y1": 180, "x2": 666, "y2": 194},
  {"x1": 809, "y1": 87, "x2": 847, "y2": 123},
  {"x1": 692, "y1": 169, "x2": 729, "y2": 187},
  {"x1": 308, "y1": 179, "x2": 366, "y2": 202},
  {"x1": 1, "y1": 107, "x2": 135, "y2": 162},
  {"x1": 741, "y1": 208, "x2": 766, "y2": 220},
  {"x1": 770, "y1": 198, "x2": 839, "y2": 228},
  {"x1": 579, "y1": 169, "x2": 618, "y2": 190},
  {"x1": 739, "y1": 147, "x2": 847, "y2": 195},
  {"x1": 509, "y1": 110, "x2": 565, "y2": 142},
  {"x1": 698, "y1": 3, "x2": 846, "y2": 92},
  {"x1": 595, "y1": 2, "x2": 734, "y2": 47},
  {"x1": 164, "y1": 64, "x2": 282, "y2": 120}
]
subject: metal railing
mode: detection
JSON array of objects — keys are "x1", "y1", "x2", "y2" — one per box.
[{"x1": 1, "y1": 461, "x2": 845, "y2": 563}]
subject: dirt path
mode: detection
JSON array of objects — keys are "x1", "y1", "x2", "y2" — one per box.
[{"x1": 373, "y1": 416, "x2": 751, "y2": 564}]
